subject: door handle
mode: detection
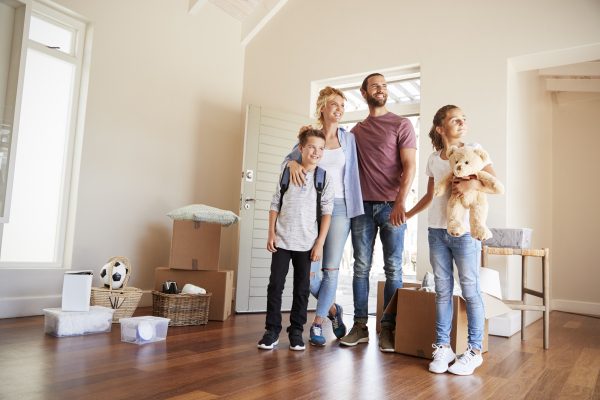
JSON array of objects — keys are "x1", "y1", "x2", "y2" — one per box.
[{"x1": 242, "y1": 197, "x2": 255, "y2": 210}]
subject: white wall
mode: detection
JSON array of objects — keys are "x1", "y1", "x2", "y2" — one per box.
[
  {"x1": 552, "y1": 92, "x2": 600, "y2": 315},
  {"x1": 505, "y1": 69, "x2": 553, "y2": 300},
  {"x1": 0, "y1": 0, "x2": 245, "y2": 317},
  {"x1": 502, "y1": 69, "x2": 554, "y2": 326},
  {"x1": 241, "y1": 0, "x2": 600, "y2": 309}
]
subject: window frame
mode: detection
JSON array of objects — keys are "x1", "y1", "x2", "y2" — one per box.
[
  {"x1": 0, "y1": 0, "x2": 90, "y2": 269},
  {"x1": 310, "y1": 65, "x2": 420, "y2": 121}
]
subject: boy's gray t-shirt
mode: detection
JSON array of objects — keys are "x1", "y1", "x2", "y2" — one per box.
[{"x1": 270, "y1": 168, "x2": 334, "y2": 251}]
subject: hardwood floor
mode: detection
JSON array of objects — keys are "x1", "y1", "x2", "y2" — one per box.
[{"x1": 0, "y1": 309, "x2": 598, "y2": 400}]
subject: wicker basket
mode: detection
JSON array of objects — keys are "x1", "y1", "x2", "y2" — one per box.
[
  {"x1": 90, "y1": 256, "x2": 142, "y2": 323},
  {"x1": 152, "y1": 291, "x2": 211, "y2": 326}
]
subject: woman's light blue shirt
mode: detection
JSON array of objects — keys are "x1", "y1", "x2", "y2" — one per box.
[{"x1": 284, "y1": 127, "x2": 364, "y2": 218}]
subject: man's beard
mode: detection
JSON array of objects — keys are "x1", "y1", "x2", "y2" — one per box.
[{"x1": 366, "y1": 92, "x2": 387, "y2": 107}]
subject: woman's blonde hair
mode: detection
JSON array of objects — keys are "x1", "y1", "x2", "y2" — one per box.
[{"x1": 315, "y1": 86, "x2": 346, "y2": 127}]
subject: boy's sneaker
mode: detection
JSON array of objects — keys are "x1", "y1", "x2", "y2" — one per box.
[
  {"x1": 327, "y1": 303, "x2": 347, "y2": 339},
  {"x1": 429, "y1": 344, "x2": 456, "y2": 373},
  {"x1": 378, "y1": 326, "x2": 395, "y2": 353},
  {"x1": 257, "y1": 330, "x2": 279, "y2": 350},
  {"x1": 288, "y1": 330, "x2": 306, "y2": 351},
  {"x1": 448, "y1": 345, "x2": 483, "y2": 375},
  {"x1": 339, "y1": 323, "x2": 369, "y2": 346},
  {"x1": 309, "y1": 324, "x2": 326, "y2": 346}
]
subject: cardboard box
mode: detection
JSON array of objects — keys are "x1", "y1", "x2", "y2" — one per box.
[
  {"x1": 376, "y1": 280, "x2": 421, "y2": 333},
  {"x1": 61, "y1": 270, "x2": 93, "y2": 311},
  {"x1": 384, "y1": 288, "x2": 488, "y2": 359},
  {"x1": 169, "y1": 220, "x2": 221, "y2": 270},
  {"x1": 154, "y1": 267, "x2": 233, "y2": 321}
]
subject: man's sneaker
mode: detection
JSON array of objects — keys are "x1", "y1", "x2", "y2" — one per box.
[
  {"x1": 339, "y1": 323, "x2": 369, "y2": 346},
  {"x1": 428, "y1": 344, "x2": 456, "y2": 373},
  {"x1": 257, "y1": 330, "x2": 279, "y2": 350},
  {"x1": 288, "y1": 330, "x2": 306, "y2": 351},
  {"x1": 327, "y1": 303, "x2": 347, "y2": 339},
  {"x1": 448, "y1": 345, "x2": 483, "y2": 375},
  {"x1": 309, "y1": 324, "x2": 326, "y2": 346},
  {"x1": 378, "y1": 326, "x2": 395, "y2": 353}
]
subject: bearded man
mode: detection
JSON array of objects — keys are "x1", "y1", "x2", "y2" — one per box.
[{"x1": 339, "y1": 73, "x2": 417, "y2": 353}]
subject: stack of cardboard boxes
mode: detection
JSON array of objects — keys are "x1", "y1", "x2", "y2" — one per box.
[{"x1": 154, "y1": 220, "x2": 234, "y2": 321}]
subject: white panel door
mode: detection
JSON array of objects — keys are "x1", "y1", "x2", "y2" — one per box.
[{"x1": 236, "y1": 105, "x2": 313, "y2": 312}]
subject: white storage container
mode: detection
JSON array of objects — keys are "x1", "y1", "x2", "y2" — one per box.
[
  {"x1": 43, "y1": 306, "x2": 115, "y2": 337},
  {"x1": 61, "y1": 270, "x2": 93, "y2": 311},
  {"x1": 119, "y1": 316, "x2": 170, "y2": 344}
]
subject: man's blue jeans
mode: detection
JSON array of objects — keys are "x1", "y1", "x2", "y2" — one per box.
[
  {"x1": 351, "y1": 201, "x2": 406, "y2": 327},
  {"x1": 428, "y1": 228, "x2": 484, "y2": 350}
]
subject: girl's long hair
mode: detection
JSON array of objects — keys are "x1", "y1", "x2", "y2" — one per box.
[{"x1": 429, "y1": 105, "x2": 458, "y2": 151}]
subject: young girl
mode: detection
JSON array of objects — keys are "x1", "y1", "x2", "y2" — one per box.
[{"x1": 406, "y1": 105, "x2": 502, "y2": 376}]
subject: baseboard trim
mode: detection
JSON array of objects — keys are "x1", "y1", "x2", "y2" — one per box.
[
  {"x1": 0, "y1": 290, "x2": 154, "y2": 319},
  {"x1": 552, "y1": 299, "x2": 600, "y2": 316},
  {"x1": 0, "y1": 295, "x2": 61, "y2": 319}
]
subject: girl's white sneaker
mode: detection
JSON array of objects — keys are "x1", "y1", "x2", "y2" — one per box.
[
  {"x1": 448, "y1": 345, "x2": 483, "y2": 375},
  {"x1": 429, "y1": 344, "x2": 456, "y2": 373}
]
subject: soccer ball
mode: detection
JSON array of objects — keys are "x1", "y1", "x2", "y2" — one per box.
[{"x1": 100, "y1": 260, "x2": 128, "y2": 289}]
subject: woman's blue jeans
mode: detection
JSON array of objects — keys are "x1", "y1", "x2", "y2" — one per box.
[
  {"x1": 351, "y1": 201, "x2": 406, "y2": 326},
  {"x1": 310, "y1": 198, "x2": 351, "y2": 318},
  {"x1": 428, "y1": 228, "x2": 484, "y2": 350}
]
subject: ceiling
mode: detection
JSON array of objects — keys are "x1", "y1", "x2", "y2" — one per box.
[
  {"x1": 189, "y1": 0, "x2": 286, "y2": 46},
  {"x1": 209, "y1": 0, "x2": 263, "y2": 21}
]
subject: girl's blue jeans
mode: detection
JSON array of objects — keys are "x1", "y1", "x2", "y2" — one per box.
[
  {"x1": 310, "y1": 198, "x2": 350, "y2": 319},
  {"x1": 428, "y1": 228, "x2": 484, "y2": 350}
]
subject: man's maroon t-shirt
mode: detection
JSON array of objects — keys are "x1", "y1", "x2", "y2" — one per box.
[{"x1": 351, "y1": 112, "x2": 417, "y2": 201}]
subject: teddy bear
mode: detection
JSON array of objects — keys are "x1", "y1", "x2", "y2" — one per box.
[{"x1": 434, "y1": 145, "x2": 504, "y2": 241}]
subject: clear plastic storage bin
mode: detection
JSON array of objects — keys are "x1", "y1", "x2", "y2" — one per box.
[
  {"x1": 119, "y1": 316, "x2": 170, "y2": 344},
  {"x1": 43, "y1": 306, "x2": 115, "y2": 337}
]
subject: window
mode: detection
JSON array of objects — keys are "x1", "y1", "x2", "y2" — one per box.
[
  {"x1": 28, "y1": 14, "x2": 76, "y2": 55},
  {"x1": 338, "y1": 78, "x2": 421, "y2": 113},
  {"x1": 310, "y1": 65, "x2": 420, "y2": 121},
  {"x1": 0, "y1": 2, "x2": 88, "y2": 267}
]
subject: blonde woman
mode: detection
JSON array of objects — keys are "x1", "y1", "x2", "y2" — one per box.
[{"x1": 285, "y1": 86, "x2": 363, "y2": 346}]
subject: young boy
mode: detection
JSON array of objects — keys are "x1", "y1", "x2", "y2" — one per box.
[{"x1": 257, "y1": 128, "x2": 334, "y2": 351}]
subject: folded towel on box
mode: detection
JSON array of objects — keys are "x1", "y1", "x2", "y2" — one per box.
[{"x1": 167, "y1": 204, "x2": 239, "y2": 226}]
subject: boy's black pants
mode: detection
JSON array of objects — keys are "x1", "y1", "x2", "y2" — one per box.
[{"x1": 265, "y1": 247, "x2": 311, "y2": 335}]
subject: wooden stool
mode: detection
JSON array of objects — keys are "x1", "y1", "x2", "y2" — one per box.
[{"x1": 482, "y1": 246, "x2": 550, "y2": 349}]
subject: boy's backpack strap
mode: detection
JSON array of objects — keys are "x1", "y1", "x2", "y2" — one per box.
[
  {"x1": 314, "y1": 166, "x2": 326, "y2": 192},
  {"x1": 278, "y1": 166, "x2": 291, "y2": 212},
  {"x1": 314, "y1": 166, "x2": 326, "y2": 229}
]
